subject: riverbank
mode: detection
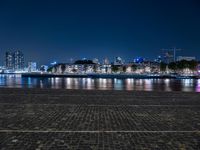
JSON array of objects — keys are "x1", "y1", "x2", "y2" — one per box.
[
  {"x1": 20, "y1": 72, "x2": 200, "y2": 79},
  {"x1": 0, "y1": 88, "x2": 200, "y2": 149}
]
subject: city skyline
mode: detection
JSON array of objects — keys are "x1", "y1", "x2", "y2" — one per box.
[
  {"x1": 0, "y1": 0, "x2": 200, "y2": 65},
  {"x1": 0, "y1": 48, "x2": 199, "y2": 67}
]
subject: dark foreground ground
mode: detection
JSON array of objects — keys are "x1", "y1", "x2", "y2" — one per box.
[{"x1": 0, "y1": 88, "x2": 200, "y2": 150}]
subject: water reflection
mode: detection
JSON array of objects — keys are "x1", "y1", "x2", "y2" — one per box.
[
  {"x1": 196, "y1": 79, "x2": 200, "y2": 92},
  {"x1": 0, "y1": 74, "x2": 200, "y2": 92}
]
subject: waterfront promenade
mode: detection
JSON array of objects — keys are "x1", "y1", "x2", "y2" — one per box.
[{"x1": 0, "y1": 88, "x2": 200, "y2": 149}]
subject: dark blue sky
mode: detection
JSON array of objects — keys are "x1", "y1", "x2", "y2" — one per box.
[{"x1": 0, "y1": 0, "x2": 200, "y2": 65}]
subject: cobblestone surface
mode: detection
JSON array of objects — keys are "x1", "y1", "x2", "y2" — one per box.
[
  {"x1": 1, "y1": 132, "x2": 200, "y2": 150},
  {"x1": 1, "y1": 105, "x2": 200, "y2": 131},
  {"x1": 0, "y1": 88, "x2": 200, "y2": 149}
]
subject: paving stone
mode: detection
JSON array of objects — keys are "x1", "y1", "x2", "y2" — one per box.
[{"x1": 0, "y1": 88, "x2": 200, "y2": 149}]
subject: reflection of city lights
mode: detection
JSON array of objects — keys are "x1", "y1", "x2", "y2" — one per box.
[
  {"x1": 144, "y1": 79, "x2": 152, "y2": 91},
  {"x1": 182, "y1": 79, "x2": 192, "y2": 86},
  {"x1": 196, "y1": 79, "x2": 200, "y2": 92},
  {"x1": 87, "y1": 78, "x2": 91, "y2": 83},
  {"x1": 40, "y1": 80, "x2": 43, "y2": 88},
  {"x1": 1, "y1": 74, "x2": 200, "y2": 92},
  {"x1": 126, "y1": 78, "x2": 134, "y2": 90},
  {"x1": 182, "y1": 79, "x2": 193, "y2": 92},
  {"x1": 28, "y1": 77, "x2": 31, "y2": 85},
  {"x1": 198, "y1": 79, "x2": 200, "y2": 85},
  {"x1": 114, "y1": 79, "x2": 123, "y2": 90},
  {"x1": 127, "y1": 78, "x2": 133, "y2": 84},
  {"x1": 139, "y1": 79, "x2": 143, "y2": 84},
  {"x1": 99, "y1": 78, "x2": 107, "y2": 89},
  {"x1": 164, "y1": 79, "x2": 171, "y2": 91},
  {"x1": 86, "y1": 78, "x2": 93, "y2": 89},
  {"x1": 116, "y1": 79, "x2": 122, "y2": 84},
  {"x1": 102, "y1": 79, "x2": 106, "y2": 84},
  {"x1": 165, "y1": 79, "x2": 170, "y2": 84},
  {"x1": 67, "y1": 78, "x2": 71, "y2": 83}
]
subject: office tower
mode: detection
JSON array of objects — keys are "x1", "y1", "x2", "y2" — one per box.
[
  {"x1": 5, "y1": 51, "x2": 14, "y2": 70},
  {"x1": 13, "y1": 50, "x2": 24, "y2": 70},
  {"x1": 5, "y1": 50, "x2": 25, "y2": 71}
]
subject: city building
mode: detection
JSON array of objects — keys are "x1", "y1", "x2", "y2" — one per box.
[
  {"x1": 5, "y1": 50, "x2": 24, "y2": 71},
  {"x1": 5, "y1": 51, "x2": 14, "y2": 70},
  {"x1": 28, "y1": 62, "x2": 37, "y2": 72},
  {"x1": 114, "y1": 57, "x2": 123, "y2": 65},
  {"x1": 13, "y1": 50, "x2": 24, "y2": 70},
  {"x1": 198, "y1": 64, "x2": 200, "y2": 75},
  {"x1": 92, "y1": 58, "x2": 99, "y2": 64},
  {"x1": 177, "y1": 56, "x2": 196, "y2": 61},
  {"x1": 103, "y1": 58, "x2": 109, "y2": 65},
  {"x1": 40, "y1": 65, "x2": 48, "y2": 72}
]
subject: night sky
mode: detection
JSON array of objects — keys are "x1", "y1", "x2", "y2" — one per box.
[{"x1": 0, "y1": 0, "x2": 200, "y2": 65}]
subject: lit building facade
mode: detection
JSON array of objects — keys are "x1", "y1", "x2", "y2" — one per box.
[
  {"x1": 28, "y1": 62, "x2": 37, "y2": 72},
  {"x1": 5, "y1": 51, "x2": 14, "y2": 70},
  {"x1": 5, "y1": 50, "x2": 25, "y2": 71},
  {"x1": 14, "y1": 50, "x2": 24, "y2": 70}
]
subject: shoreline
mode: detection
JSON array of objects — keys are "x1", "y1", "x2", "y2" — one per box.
[
  {"x1": 1, "y1": 72, "x2": 199, "y2": 79},
  {"x1": 20, "y1": 73, "x2": 199, "y2": 79}
]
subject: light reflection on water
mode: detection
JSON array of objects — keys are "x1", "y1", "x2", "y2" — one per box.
[{"x1": 0, "y1": 74, "x2": 200, "y2": 92}]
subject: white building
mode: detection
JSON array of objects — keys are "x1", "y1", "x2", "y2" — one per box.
[{"x1": 28, "y1": 62, "x2": 37, "y2": 72}]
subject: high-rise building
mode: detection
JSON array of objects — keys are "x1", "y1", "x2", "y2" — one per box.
[
  {"x1": 5, "y1": 51, "x2": 14, "y2": 70},
  {"x1": 5, "y1": 50, "x2": 24, "y2": 71},
  {"x1": 13, "y1": 50, "x2": 24, "y2": 70}
]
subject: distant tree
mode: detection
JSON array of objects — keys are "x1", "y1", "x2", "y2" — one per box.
[
  {"x1": 111, "y1": 65, "x2": 119, "y2": 73},
  {"x1": 72, "y1": 68, "x2": 77, "y2": 73},
  {"x1": 48, "y1": 64, "x2": 59, "y2": 73},
  {"x1": 83, "y1": 64, "x2": 87, "y2": 73},
  {"x1": 131, "y1": 64, "x2": 137, "y2": 72},
  {"x1": 177, "y1": 60, "x2": 187, "y2": 70},
  {"x1": 123, "y1": 66, "x2": 126, "y2": 72},
  {"x1": 60, "y1": 64, "x2": 66, "y2": 74},
  {"x1": 168, "y1": 62, "x2": 177, "y2": 72},
  {"x1": 93, "y1": 64, "x2": 98, "y2": 73},
  {"x1": 47, "y1": 67, "x2": 53, "y2": 72},
  {"x1": 160, "y1": 62, "x2": 167, "y2": 72},
  {"x1": 188, "y1": 60, "x2": 198, "y2": 71},
  {"x1": 74, "y1": 60, "x2": 94, "y2": 64}
]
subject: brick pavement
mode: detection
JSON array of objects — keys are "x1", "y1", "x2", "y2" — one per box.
[{"x1": 0, "y1": 88, "x2": 200, "y2": 149}]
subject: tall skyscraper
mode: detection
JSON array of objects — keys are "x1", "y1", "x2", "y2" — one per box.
[
  {"x1": 13, "y1": 50, "x2": 24, "y2": 70},
  {"x1": 5, "y1": 50, "x2": 24, "y2": 71},
  {"x1": 5, "y1": 51, "x2": 14, "y2": 70}
]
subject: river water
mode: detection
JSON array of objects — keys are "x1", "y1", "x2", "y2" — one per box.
[{"x1": 0, "y1": 74, "x2": 200, "y2": 92}]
